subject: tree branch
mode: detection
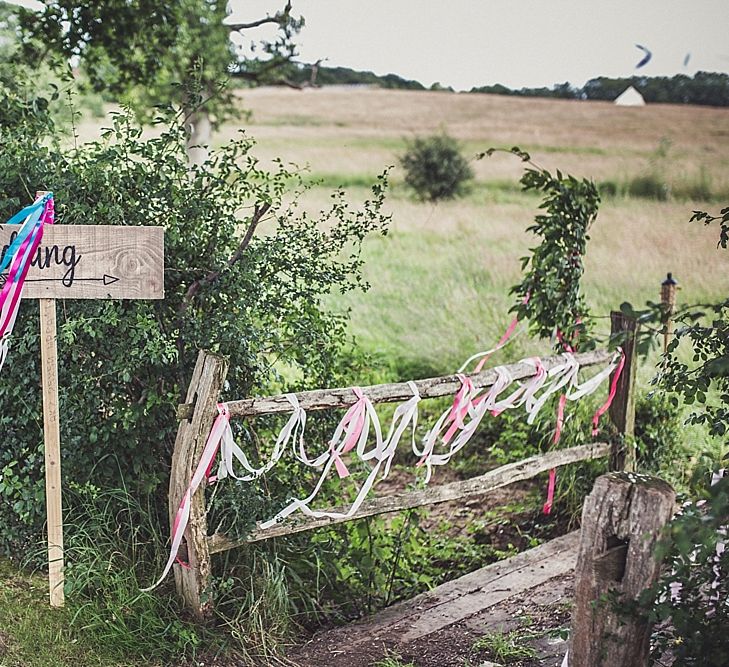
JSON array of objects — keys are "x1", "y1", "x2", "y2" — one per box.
[
  {"x1": 178, "y1": 202, "x2": 272, "y2": 315},
  {"x1": 226, "y1": 2, "x2": 292, "y2": 31}
]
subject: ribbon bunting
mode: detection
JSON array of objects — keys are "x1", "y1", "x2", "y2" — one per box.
[
  {"x1": 259, "y1": 382, "x2": 420, "y2": 528},
  {"x1": 149, "y1": 346, "x2": 624, "y2": 587},
  {"x1": 0, "y1": 193, "x2": 55, "y2": 371}
]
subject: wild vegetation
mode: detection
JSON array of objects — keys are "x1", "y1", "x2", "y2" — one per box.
[{"x1": 0, "y1": 4, "x2": 727, "y2": 664}]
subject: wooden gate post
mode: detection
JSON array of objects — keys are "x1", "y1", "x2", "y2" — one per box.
[
  {"x1": 609, "y1": 312, "x2": 639, "y2": 471},
  {"x1": 169, "y1": 350, "x2": 228, "y2": 618},
  {"x1": 568, "y1": 472, "x2": 675, "y2": 667}
]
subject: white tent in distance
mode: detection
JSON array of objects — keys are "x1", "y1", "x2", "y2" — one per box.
[{"x1": 614, "y1": 86, "x2": 646, "y2": 107}]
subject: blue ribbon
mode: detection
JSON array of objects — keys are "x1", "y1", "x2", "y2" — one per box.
[{"x1": 0, "y1": 193, "x2": 53, "y2": 275}]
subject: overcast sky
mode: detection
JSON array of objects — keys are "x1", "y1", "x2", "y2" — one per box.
[{"x1": 230, "y1": 0, "x2": 729, "y2": 90}]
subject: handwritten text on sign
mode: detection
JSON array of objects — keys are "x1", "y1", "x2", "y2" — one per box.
[{"x1": 0, "y1": 225, "x2": 164, "y2": 299}]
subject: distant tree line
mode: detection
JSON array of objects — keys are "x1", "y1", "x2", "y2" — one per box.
[
  {"x1": 470, "y1": 72, "x2": 729, "y2": 107},
  {"x1": 276, "y1": 62, "x2": 426, "y2": 90},
  {"x1": 272, "y1": 65, "x2": 729, "y2": 107}
]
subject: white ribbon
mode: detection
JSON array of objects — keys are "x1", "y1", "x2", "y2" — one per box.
[
  {"x1": 216, "y1": 395, "x2": 306, "y2": 482},
  {"x1": 260, "y1": 383, "x2": 421, "y2": 527}
]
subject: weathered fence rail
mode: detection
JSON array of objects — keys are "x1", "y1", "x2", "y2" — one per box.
[
  {"x1": 170, "y1": 312, "x2": 638, "y2": 617},
  {"x1": 208, "y1": 441, "x2": 611, "y2": 551}
]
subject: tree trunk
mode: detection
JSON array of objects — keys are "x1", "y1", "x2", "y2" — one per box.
[{"x1": 185, "y1": 107, "x2": 211, "y2": 167}]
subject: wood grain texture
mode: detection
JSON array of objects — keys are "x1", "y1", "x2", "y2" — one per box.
[
  {"x1": 207, "y1": 442, "x2": 610, "y2": 552},
  {"x1": 225, "y1": 349, "x2": 612, "y2": 418},
  {"x1": 169, "y1": 350, "x2": 229, "y2": 618},
  {"x1": 286, "y1": 532, "x2": 580, "y2": 667},
  {"x1": 569, "y1": 473, "x2": 675, "y2": 667},
  {"x1": 0, "y1": 225, "x2": 164, "y2": 299},
  {"x1": 609, "y1": 312, "x2": 639, "y2": 471},
  {"x1": 40, "y1": 299, "x2": 64, "y2": 607}
]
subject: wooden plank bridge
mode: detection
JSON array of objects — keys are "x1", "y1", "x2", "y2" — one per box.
[{"x1": 288, "y1": 531, "x2": 580, "y2": 667}]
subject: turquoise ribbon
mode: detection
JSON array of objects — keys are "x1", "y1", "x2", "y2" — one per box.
[{"x1": 0, "y1": 193, "x2": 53, "y2": 276}]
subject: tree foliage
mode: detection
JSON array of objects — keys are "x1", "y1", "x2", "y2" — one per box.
[
  {"x1": 17, "y1": 1, "x2": 302, "y2": 120},
  {"x1": 470, "y1": 72, "x2": 729, "y2": 107},
  {"x1": 0, "y1": 70, "x2": 389, "y2": 554}
]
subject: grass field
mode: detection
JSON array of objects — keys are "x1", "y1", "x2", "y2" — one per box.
[
  {"x1": 24, "y1": 86, "x2": 729, "y2": 667},
  {"x1": 200, "y1": 87, "x2": 729, "y2": 379}
]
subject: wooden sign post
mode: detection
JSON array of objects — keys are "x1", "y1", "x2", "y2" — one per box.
[{"x1": 1, "y1": 195, "x2": 164, "y2": 607}]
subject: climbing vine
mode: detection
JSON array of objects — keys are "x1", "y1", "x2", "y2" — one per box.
[{"x1": 480, "y1": 147, "x2": 600, "y2": 348}]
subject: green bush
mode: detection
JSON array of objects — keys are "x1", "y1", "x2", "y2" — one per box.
[
  {"x1": 0, "y1": 69, "x2": 390, "y2": 558},
  {"x1": 644, "y1": 471, "x2": 729, "y2": 666},
  {"x1": 400, "y1": 133, "x2": 473, "y2": 201},
  {"x1": 634, "y1": 392, "x2": 681, "y2": 474}
]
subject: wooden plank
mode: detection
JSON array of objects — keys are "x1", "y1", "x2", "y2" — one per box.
[
  {"x1": 569, "y1": 473, "x2": 675, "y2": 667},
  {"x1": 224, "y1": 349, "x2": 612, "y2": 418},
  {"x1": 287, "y1": 531, "x2": 580, "y2": 665},
  {"x1": 40, "y1": 298, "x2": 64, "y2": 607},
  {"x1": 0, "y1": 225, "x2": 164, "y2": 299},
  {"x1": 207, "y1": 442, "x2": 609, "y2": 553},
  {"x1": 378, "y1": 531, "x2": 579, "y2": 628},
  {"x1": 169, "y1": 350, "x2": 229, "y2": 618},
  {"x1": 397, "y1": 531, "x2": 580, "y2": 642},
  {"x1": 609, "y1": 312, "x2": 639, "y2": 471}
]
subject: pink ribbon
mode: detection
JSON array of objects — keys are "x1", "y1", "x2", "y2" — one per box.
[
  {"x1": 543, "y1": 393, "x2": 567, "y2": 515},
  {"x1": 0, "y1": 222, "x2": 46, "y2": 337},
  {"x1": 329, "y1": 387, "x2": 369, "y2": 478},
  {"x1": 471, "y1": 293, "x2": 531, "y2": 373},
  {"x1": 591, "y1": 351, "x2": 625, "y2": 435},
  {"x1": 143, "y1": 404, "x2": 230, "y2": 590},
  {"x1": 442, "y1": 375, "x2": 476, "y2": 444}
]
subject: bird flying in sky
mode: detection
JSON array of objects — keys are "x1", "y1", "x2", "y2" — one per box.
[{"x1": 635, "y1": 44, "x2": 652, "y2": 69}]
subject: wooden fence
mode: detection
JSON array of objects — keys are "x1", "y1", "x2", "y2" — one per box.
[{"x1": 170, "y1": 312, "x2": 638, "y2": 617}]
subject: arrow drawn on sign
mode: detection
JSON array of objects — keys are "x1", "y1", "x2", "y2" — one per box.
[{"x1": 0, "y1": 273, "x2": 120, "y2": 287}]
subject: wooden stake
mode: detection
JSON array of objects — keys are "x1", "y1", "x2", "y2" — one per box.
[
  {"x1": 660, "y1": 273, "x2": 678, "y2": 354},
  {"x1": 40, "y1": 297, "x2": 64, "y2": 607},
  {"x1": 34, "y1": 190, "x2": 64, "y2": 607}
]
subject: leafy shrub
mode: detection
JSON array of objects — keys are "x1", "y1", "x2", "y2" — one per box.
[
  {"x1": 634, "y1": 392, "x2": 681, "y2": 474},
  {"x1": 645, "y1": 471, "x2": 728, "y2": 666},
  {"x1": 400, "y1": 133, "x2": 473, "y2": 201},
  {"x1": 0, "y1": 69, "x2": 390, "y2": 557},
  {"x1": 627, "y1": 174, "x2": 671, "y2": 200},
  {"x1": 480, "y1": 147, "x2": 600, "y2": 345}
]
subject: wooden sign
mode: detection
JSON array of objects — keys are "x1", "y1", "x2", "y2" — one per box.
[
  {"x1": 6, "y1": 192, "x2": 166, "y2": 609},
  {"x1": 0, "y1": 225, "x2": 164, "y2": 299}
]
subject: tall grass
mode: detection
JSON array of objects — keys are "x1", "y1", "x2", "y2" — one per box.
[{"x1": 56, "y1": 484, "x2": 213, "y2": 663}]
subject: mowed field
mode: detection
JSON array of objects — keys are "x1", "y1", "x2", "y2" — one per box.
[{"x1": 217, "y1": 87, "x2": 729, "y2": 380}]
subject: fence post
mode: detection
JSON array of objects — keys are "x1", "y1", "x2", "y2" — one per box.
[
  {"x1": 609, "y1": 311, "x2": 638, "y2": 471},
  {"x1": 569, "y1": 472, "x2": 675, "y2": 667},
  {"x1": 660, "y1": 273, "x2": 678, "y2": 353},
  {"x1": 169, "y1": 350, "x2": 229, "y2": 618}
]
